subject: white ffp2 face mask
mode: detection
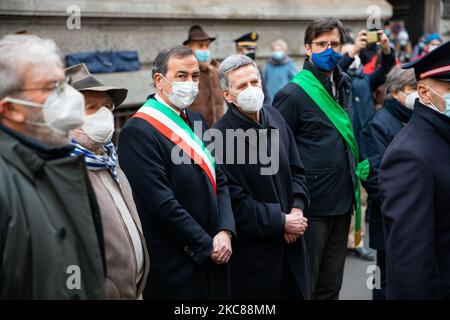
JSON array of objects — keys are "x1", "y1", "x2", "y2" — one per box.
[
  {"x1": 81, "y1": 106, "x2": 115, "y2": 144},
  {"x1": 234, "y1": 85, "x2": 265, "y2": 113},
  {"x1": 3, "y1": 84, "x2": 86, "y2": 134},
  {"x1": 400, "y1": 91, "x2": 419, "y2": 110},
  {"x1": 161, "y1": 75, "x2": 199, "y2": 110}
]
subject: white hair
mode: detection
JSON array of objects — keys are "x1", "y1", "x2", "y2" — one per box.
[
  {"x1": 218, "y1": 54, "x2": 260, "y2": 90},
  {"x1": 0, "y1": 34, "x2": 62, "y2": 99},
  {"x1": 271, "y1": 38, "x2": 288, "y2": 51}
]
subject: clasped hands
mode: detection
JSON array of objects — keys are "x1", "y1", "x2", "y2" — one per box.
[{"x1": 284, "y1": 208, "x2": 308, "y2": 244}]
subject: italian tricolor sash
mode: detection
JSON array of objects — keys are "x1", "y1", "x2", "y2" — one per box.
[
  {"x1": 133, "y1": 98, "x2": 216, "y2": 194},
  {"x1": 290, "y1": 69, "x2": 370, "y2": 246}
]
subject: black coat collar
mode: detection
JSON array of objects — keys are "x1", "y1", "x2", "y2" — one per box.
[
  {"x1": 383, "y1": 98, "x2": 413, "y2": 124},
  {"x1": 412, "y1": 101, "x2": 450, "y2": 144},
  {"x1": 0, "y1": 125, "x2": 74, "y2": 182},
  {"x1": 225, "y1": 104, "x2": 277, "y2": 131}
]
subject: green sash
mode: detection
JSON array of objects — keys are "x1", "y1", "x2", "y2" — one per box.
[{"x1": 290, "y1": 69, "x2": 369, "y2": 246}]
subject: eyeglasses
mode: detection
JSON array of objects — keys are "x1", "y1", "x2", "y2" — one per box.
[
  {"x1": 17, "y1": 80, "x2": 67, "y2": 96},
  {"x1": 86, "y1": 101, "x2": 115, "y2": 111},
  {"x1": 311, "y1": 41, "x2": 342, "y2": 51}
]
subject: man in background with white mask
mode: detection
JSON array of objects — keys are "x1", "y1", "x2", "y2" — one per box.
[
  {"x1": 65, "y1": 63, "x2": 150, "y2": 300},
  {"x1": 379, "y1": 41, "x2": 450, "y2": 299},
  {"x1": 0, "y1": 34, "x2": 106, "y2": 299},
  {"x1": 359, "y1": 66, "x2": 417, "y2": 300},
  {"x1": 213, "y1": 54, "x2": 310, "y2": 299},
  {"x1": 119, "y1": 45, "x2": 235, "y2": 299}
]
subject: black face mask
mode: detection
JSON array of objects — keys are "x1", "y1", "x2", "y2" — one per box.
[{"x1": 246, "y1": 52, "x2": 256, "y2": 61}]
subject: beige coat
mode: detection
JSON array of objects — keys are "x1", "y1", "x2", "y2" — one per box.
[{"x1": 88, "y1": 166, "x2": 150, "y2": 299}]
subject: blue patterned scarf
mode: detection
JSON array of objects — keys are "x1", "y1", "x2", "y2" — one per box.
[{"x1": 71, "y1": 139, "x2": 118, "y2": 181}]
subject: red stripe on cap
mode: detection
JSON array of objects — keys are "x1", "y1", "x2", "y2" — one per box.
[{"x1": 420, "y1": 65, "x2": 450, "y2": 79}]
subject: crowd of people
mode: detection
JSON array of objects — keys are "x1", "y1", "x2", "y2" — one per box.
[{"x1": 0, "y1": 17, "x2": 449, "y2": 300}]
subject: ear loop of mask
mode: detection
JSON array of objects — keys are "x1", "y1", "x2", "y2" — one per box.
[
  {"x1": 227, "y1": 89, "x2": 242, "y2": 106},
  {"x1": 2, "y1": 96, "x2": 43, "y2": 108},
  {"x1": 2, "y1": 96, "x2": 48, "y2": 129},
  {"x1": 158, "y1": 74, "x2": 173, "y2": 98},
  {"x1": 426, "y1": 86, "x2": 445, "y2": 113}
]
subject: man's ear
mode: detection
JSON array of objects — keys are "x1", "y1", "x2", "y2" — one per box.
[
  {"x1": 223, "y1": 90, "x2": 234, "y2": 105},
  {"x1": 417, "y1": 82, "x2": 431, "y2": 104},
  {"x1": 305, "y1": 44, "x2": 312, "y2": 58},
  {"x1": 0, "y1": 101, "x2": 26, "y2": 123},
  {"x1": 390, "y1": 89, "x2": 400, "y2": 102},
  {"x1": 154, "y1": 73, "x2": 164, "y2": 91}
]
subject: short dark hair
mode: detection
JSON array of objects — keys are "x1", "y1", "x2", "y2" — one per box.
[
  {"x1": 151, "y1": 45, "x2": 195, "y2": 80},
  {"x1": 304, "y1": 18, "x2": 345, "y2": 45},
  {"x1": 343, "y1": 27, "x2": 355, "y2": 44}
]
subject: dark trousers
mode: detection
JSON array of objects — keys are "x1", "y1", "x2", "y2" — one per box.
[
  {"x1": 372, "y1": 250, "x2": 386, "y2": 300},
  {"x1": 304, "y1": 213, "x2": 351, "y2": 300}
]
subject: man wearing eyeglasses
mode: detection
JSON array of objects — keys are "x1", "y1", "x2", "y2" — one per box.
[
  {"x1": 273, "y1": 18, "x2": 359, "y2": 300},
  {"x1": 0, "y1": 34, "x2": 106, "y2": 299}
]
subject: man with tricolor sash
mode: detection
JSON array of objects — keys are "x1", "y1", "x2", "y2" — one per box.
[
  {"x1": 119, "y1": 45, "x2": 236, "y2": 300},
  {"x1": 273, "y1": 18, "x2": 368, "y2": 300}
]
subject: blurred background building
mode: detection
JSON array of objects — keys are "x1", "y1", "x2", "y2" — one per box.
[{"x1": 1, "y1": 0, "x2": 449, "y2": 120}]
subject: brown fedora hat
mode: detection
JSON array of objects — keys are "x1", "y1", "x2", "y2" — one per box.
[
  {"x1": 183, "y1": 25, "x2": 216, "y2": 45},
  {"x1": 64, "y1": 63, "x2": 128, "y2": 108}
]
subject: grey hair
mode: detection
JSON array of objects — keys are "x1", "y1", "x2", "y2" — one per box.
[
  {"x1": 385, "y1": 66, "x2": 417, "y2": 98},
  {"x1": 0, "y1": 34, "x2": 62, "y2": 99},
  {"x1": 151, "y1": 45, "x2": 195, "y2": 87},
  {"x1": 271, "y1": 39, "x2": 288, "y2": 51},
  {"x1": 219, "y1": 54, "x2": 260, "y2": 90}
]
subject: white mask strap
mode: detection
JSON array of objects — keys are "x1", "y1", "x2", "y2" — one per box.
[{"x1": 2, "y1": 96, "x2": 43, "y2": 108}]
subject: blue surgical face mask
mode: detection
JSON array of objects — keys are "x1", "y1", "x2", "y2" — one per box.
[
  {"x1": 311, "y1": 47, "x2": 342, "y2": 72},
  {"x1": 444, "y1": 93, "x2": 450, "y2": 118},
  {"x1": 195, "y1": 49, "x2": 210, "y2": 63},
  {"x1": 272, "y1": 50, "x2": 285, "y2": 60},
  {"x1": 427, "y1": 86, "x2": 450, "y2": 117}
]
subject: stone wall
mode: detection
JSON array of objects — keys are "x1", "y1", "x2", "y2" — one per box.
[{"x1": 0, "y1": 0, "x2": 393, "y2": 107}]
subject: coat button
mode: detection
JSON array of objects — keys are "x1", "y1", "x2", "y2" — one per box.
[
  {"x1": 58, "y1": 227, "x2": 66, "y2": 240},
  {"x1": 35, "y1": 167, "x2": 45, "y2": 180}
]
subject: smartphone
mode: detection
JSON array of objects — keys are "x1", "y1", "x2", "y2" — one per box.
[{"x1": 366, "y1": 30, "x2": 381, "y2": 44}]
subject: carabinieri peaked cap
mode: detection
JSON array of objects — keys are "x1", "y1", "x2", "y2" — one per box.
[
  {"x1": 233, "y1": 32, "x2": 259, "y2": 49},
  {"x1": 402, "y1": 40, "x2": 450, "y2": 82}
]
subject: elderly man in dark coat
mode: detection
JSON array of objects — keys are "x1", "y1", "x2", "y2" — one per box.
[
  {"x1": 212, "y1": 54, "x2": 310, "y2": 300},
  {"x1": 0, "y1": 34, "x2": 106, "y2": 299},
  {"x1": 119, "y1": 45, "x2": 236, "y2": 300},
  {"x1": 380, "y1": 41, "x2": 450, "y2": 299},
  {"x1": 360, "y1": 66, "x2": 416, "y2": 300}
]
